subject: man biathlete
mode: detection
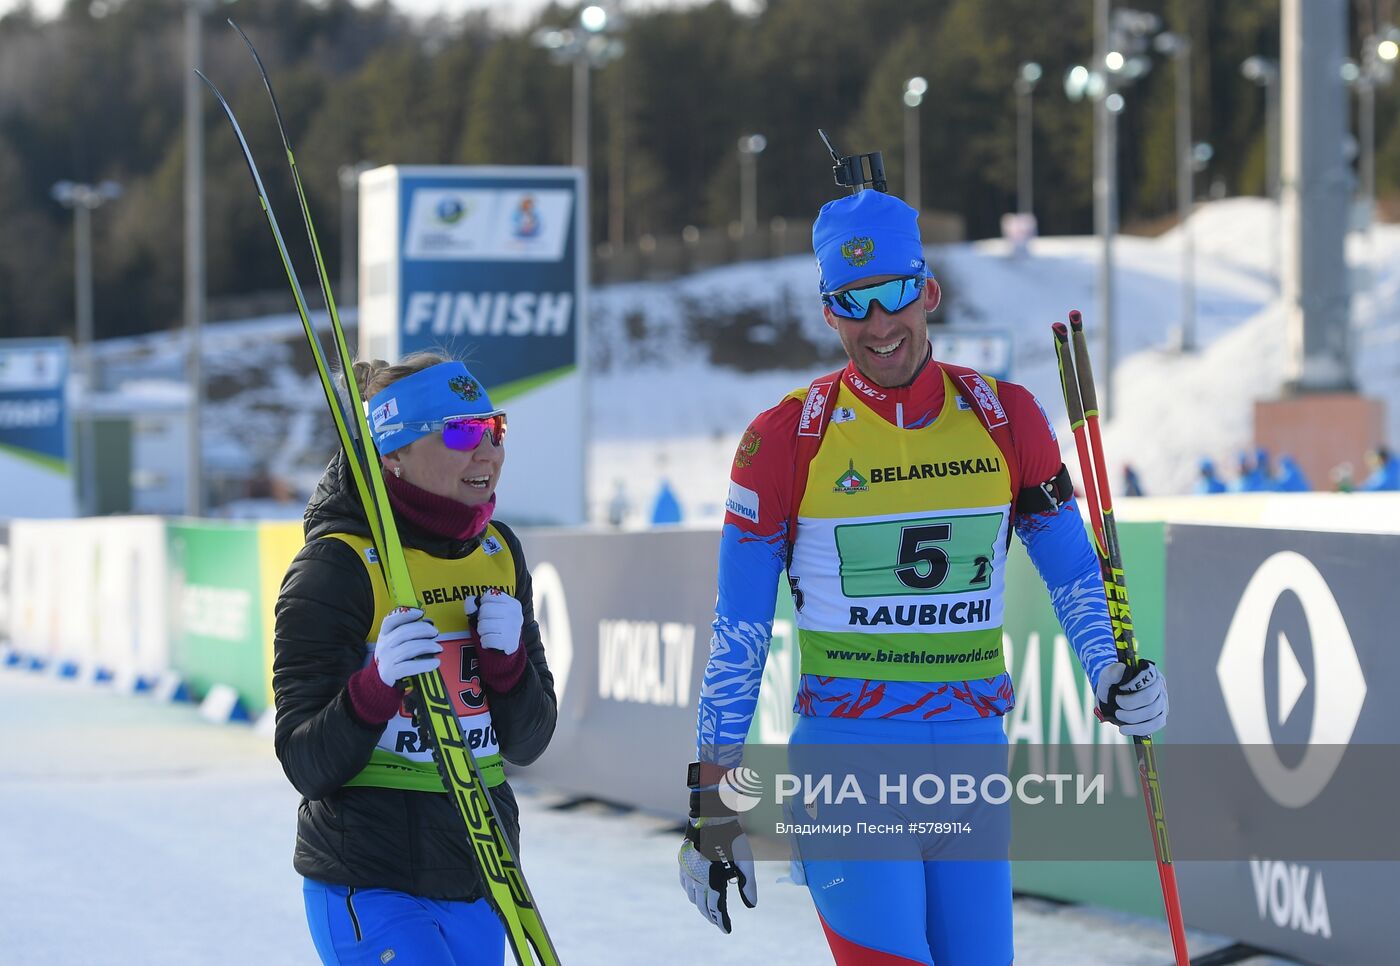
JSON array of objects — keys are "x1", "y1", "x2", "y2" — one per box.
[{"x1": 677, "y1": 148, "x2": 1169, "y2": 964}]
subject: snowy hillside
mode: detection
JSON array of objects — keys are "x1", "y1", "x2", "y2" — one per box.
[
  {"x1": 88, "y1": 197, "x2": 1400, "y2": 523},
  {"x1": 592, "y1": 197, "x2": 1400, "y2": 523}
]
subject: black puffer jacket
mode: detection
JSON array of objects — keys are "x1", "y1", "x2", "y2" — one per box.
[{"x1": 273, "y1": 451, "x2": 556, "y2": 899}]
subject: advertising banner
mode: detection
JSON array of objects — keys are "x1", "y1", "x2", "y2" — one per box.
[
  {"x1": 89, "y1": 518, "x2": 169, "y2": 685},
  {"x1": 1167, "y1": 525, "x2": 1400, "y2": 965},
  {"x1": 257, "y1": 521, "x2": 306, "y2": 710},
  {"x1": 6, "y1": 517, "x2": 167, "y2": 681},
  {"x1": 1000, "y1": 520, "x2": 1168, "y2": 917},
  {"x1": 0, "y1": 520, "x2": 8, "y2": 642},
  {"x1": 517, "y1": 528, "x2": 718, "y2": 814},
  {"x1": 358, "y1": 166, "x2": 586, "y2": 525},
  {"x1": 167, "y1": 522, "x2": 270, "y2": 713},
  {"x1": 8, "y1": 519, "x2": 85, "y2": 666},
  {"x1": 0, "y1": 339, "x2": 74, "y2": 518},
  {"x1": 515, "y1": 517, "x2": 1172, "y2": 895},
  {"x1": 928, "y1": 327, "x2": 1014, "y2": 382}
]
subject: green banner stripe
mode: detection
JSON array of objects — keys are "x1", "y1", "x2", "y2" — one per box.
[
  {"x1": 490, "y1": 364, "x2": 576, "y2": 404},
  {"x1": 0, "y1": 441, "x2": 69, "y2": 475}
]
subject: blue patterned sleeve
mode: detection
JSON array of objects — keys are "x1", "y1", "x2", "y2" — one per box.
[
  {"x1": 696, "y1": 520, "x2": 788, "y2": 766},
  {"x1": 1015, "y1": 500, "x2": 1117, "y2": 690}
]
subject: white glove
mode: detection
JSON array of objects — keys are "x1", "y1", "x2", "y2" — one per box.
[
  {"x1": 678, "y1": 817, "x2": 757, "y2": 933},
  {"x1": 465, "y1": 589, "x2": 522, "y2": 655},
  {"x1": 372, "y1": 607, "x2": 442, "y2": 686},
  {"x1": 1095, "y1": 659, "x2": 1169, "y2": 737}
]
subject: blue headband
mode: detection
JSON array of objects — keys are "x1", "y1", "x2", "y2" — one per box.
[
  {"x1": 812, "y1": 190, "x2": 928, "y2": 293},
  {"x1": 367, "y1": 361, "x2": 495, "y2": 454}
]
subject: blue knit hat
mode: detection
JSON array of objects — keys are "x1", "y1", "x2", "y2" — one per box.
[
  {"x1": 813, "y1": 190, "x2": 928, "y2": 293},
  {"x1": 367, "y1": 361, "x2": 495, "y2": 455}
]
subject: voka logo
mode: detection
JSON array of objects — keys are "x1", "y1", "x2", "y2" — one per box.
[
  {"x1": 596, "y1": 618, "x2": 696, "y2": 707},
  {"x1": 1217, "y1": 551, "x2": 1366, "y2": 807},
  {"x1": 717, "y1": 767, "x2": 765, "y2": 813},
  {"x1": 1250, "y1": 860, "x2": 1332, "y2": 938}
]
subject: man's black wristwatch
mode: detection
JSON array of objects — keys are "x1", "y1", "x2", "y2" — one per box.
[{"x1": 686, "y1": 760, "x2": 727, "y2": 789}]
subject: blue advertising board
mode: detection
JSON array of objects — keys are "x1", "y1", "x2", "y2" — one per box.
[
  {"x1": 0, "y1": 339, "x2": 75, "y2": 517},
  {"x1": 357, "y1": 166, "x2": 587, "y2": 524}
]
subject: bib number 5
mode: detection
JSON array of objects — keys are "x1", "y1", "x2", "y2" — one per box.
[
  {"x1": 834, "y1": 512, "x2": 1003, "y2": 598},
  {"x1": 894, "y1": 523, "x2": 951, "y2": 589}
]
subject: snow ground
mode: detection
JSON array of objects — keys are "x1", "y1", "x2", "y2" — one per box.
[{"x1": 0, "y1": 665, "x2": 1302, "y2": 965}]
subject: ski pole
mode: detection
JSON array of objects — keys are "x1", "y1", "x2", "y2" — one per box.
[{"x1": 1053, "y1": 313, "x2": 1190, "y2": 966}]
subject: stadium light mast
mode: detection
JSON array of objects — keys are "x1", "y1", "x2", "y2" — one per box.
[
  {"x1": 1154, "y1": 30, "x2": 1195, "y2": 352},
  {"x1": 532, "y1": 5, "x2": 624, "y2": 227},
  {"x1": 1343, "y1": 26, "x2": 1400, "y2": 291},
  {"x1": 532, "y1": 4, "x2": 627, "y2": 252},
  {"x1": 184, "y1": 0, "x2": 215, "y2": 518},
  {"x1": 1014, "y1": 63, "x2": 1041, "y2": 219},
  {"x1": 737, "y1": 134, "x2": 767, "y2": 236},
  {"x1": 1242, "y1": 55, "x2": 1281, "y2": 292},
  {"x1": 1280, "y1": 0, "x2": 1353, "y2": 393},
  {"x1": 338, "y1": 161, "x2": 375, "y2": 307},
  {"x1": 51, "y1": 180, "x2": 122, "y2": 517},
  {"x1": 1065, "y1": 4, "x2": 1156, "y2": 418},
  {"x1": 903, "y1": 76, "x2": 927, "y2": 212}
]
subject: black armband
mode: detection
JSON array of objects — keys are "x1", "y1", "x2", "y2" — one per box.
[
  {"x1": 1017, "y1": 464, "x2": 1074, "y2": 516},
  {"x1": 690, "y1": 789, "x2": 739, "y2": 820}
]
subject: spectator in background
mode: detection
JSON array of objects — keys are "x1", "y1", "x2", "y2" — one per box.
[
  {"x1": 651, "y1": 477, "x2": 683, "y2": 524},
  {"x1": 1358, "y1": 446, "x2": 1400, "y2": 492},
  {"x1": 1195, "y1": 458, "x2": 1228, "y2": 494},
  {"x1": 1123, "y1": 463, "x2": 1145, "y2": 497},
  {"x1": 607, "y1": 479, "x2": 632, "y2": 528},
  {"x1": 1272, "y1": 455, "x2": 1311, "y2": 492},
  {"x1": 1331, "y1": 462, "x2": 1356, "y2": 493},
  {"x1": 1230, "y1": 448, "x2": 1270, "y2": 493}
]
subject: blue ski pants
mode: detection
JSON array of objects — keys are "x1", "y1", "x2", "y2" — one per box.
[
  {"x1": 303, "y1": 878, "x2": 504, "y2": 965},
  {"x1": 787, "y1": 714, "x2": 1014, "y2": 965}
]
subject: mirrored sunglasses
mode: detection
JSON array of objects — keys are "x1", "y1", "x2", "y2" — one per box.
[
  {"x1": 432, "y1": 411, "x2": 507, "y2": 451},
  {"x1": 822, "y1": 273, "x2": 927, "y2": 320}
]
